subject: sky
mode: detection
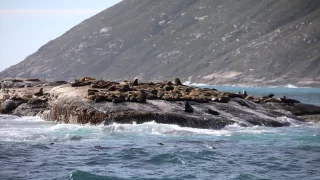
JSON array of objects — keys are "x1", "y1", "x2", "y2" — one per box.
[{"x1": 0, "y1": 0, "x2": 121, "y2": 71}]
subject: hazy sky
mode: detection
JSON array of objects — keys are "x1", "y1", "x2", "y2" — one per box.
[{"x1": 0, "y1": 0, "x2": 121, "y2": 71}]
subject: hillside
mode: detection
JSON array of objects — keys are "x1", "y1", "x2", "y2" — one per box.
[{"x1": 1, "y1": 0, "x2": 320, "y2": 87}]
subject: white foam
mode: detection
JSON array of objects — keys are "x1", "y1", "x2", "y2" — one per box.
[
  {"x1": 101, "y1": 121, "x2": 232, "y2": 136},
  {"x1": 222, "y1": 123, "x2": 276, "y2": 134},
  {"x1": 183, "y1": 81, "x2": 209, "y2": 87},
  {"x1": 284, "y1": 84, "x2": 298, "y2": 88},
  {"x1": 276, "y1": 116, "x2": 304, "y2": 126}
]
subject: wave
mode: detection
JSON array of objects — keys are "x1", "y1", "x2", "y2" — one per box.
[
  {"x1": 284, "y1": 84, "x2": 298, "y2": 88},
  {"x1": 183, "y1": 81, "x2": 209, "y2": 86},
  {"x1": 70, "y1": 170, "x2": 121, "y2": 180},
  {"x1": 0, "y1": 115, "x2": 315, "y2": 143}
]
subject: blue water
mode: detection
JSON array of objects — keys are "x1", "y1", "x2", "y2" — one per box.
[
  {"x1": 200, "y1": 85, "x2": 320, "y2": 106},
  {"x1": 1, "y1": 87, "x2": 320, "y2": 180}
]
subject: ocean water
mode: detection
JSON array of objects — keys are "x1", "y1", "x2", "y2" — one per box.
[
  {"x1": 1, "y1": 87, "x2": 320, "y2": 180},
  {"x1": 198, "y1": 85, "x2": 320, "y2": 106}
]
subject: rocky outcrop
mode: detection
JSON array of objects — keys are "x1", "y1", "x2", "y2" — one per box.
[
  {"x1": 1, "y1": 78, "x2": 320, "y2": 129},
  {"x1": 0, "y1": 0, "x2": 319, "y2": 87}
]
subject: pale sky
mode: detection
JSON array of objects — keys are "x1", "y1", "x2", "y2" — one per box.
[{"x1": 0, "y1": 0, "x2": 121, "y2": 71}]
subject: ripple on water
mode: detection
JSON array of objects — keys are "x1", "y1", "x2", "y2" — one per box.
[{"x1": 1, "y1": 116, "x2": 320, "y2": 180}]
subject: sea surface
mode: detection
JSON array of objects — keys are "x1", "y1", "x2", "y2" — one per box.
[{"x1": 0, "y1": 86, "x2": 320, "y2": 180}]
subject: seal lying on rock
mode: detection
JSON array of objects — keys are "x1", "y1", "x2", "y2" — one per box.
[{"x1": 280, "y1": 96, "x2": 301, "y2": 105}]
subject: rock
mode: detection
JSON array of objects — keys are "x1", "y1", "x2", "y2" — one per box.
[
  {"x1": 0, "y1": 100, "x2": 18, "y2": 114},
  {"x1": 2, "y1": 78, "x2": 319, "y2": 129},
  {"x1": 184, "y1": 101, "x2": 194, "y2": 113},
  {"x1": 11, "y1": 79, "x2": 23, "y2": 83},
  {"x1": 0, "y1": 93, "x2": 10, "y2": 101},
  {"x1": 25, "y1": 78, "x2": 40, "y2": 82},
  {"x1": 174, "y1": 78, "x2": 183, "y2": 86},
  {"x1": 207, "y1": 108, "x2": 220, "y2": 115}
]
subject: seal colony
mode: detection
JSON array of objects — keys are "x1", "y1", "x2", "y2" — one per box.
[
  {"x1": 71, "y1": 77, "x2": 287, "y2": 104},
  {"x1": 1, "y1": 77, "x2": 320, "y2": 129}
]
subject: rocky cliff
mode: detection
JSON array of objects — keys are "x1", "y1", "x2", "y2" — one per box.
[{"x1": 1, "y1": 0, "x2": 320, "y2": 86}]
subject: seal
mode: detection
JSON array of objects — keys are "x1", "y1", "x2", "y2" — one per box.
[
  {"x1": 132, "y1": 79, "x2": 139, "y2": 86},
  {"x1": 34, "y1": 88, "x2": 43, "y2": 96},
  {"x1": 184, "y1": 101, "x2": 194, "y2": 113},
  {"x1": 280, "y1": 96, "x2": 300, "y2": 105},
  {"x1": 242, "y1": 90, "x2": 248, "y2": 97},
  {"x1": 174, "y1": 78, "x2": 183, "y2": 86}
]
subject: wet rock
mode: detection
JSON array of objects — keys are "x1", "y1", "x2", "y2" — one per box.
[
  {"x1": 233, "y1": 98, "x2": 250, "y2": 107},
  {"x1": 207, "y1": 108, "x2": 220, "y2": 115},
  {"x1": 0, "y1": 100, "x2": 18, "y2": 114}
]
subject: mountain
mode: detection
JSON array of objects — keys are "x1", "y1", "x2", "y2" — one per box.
[{"x1": 1, "y1": 0, "x2": 320, "y2": 87}]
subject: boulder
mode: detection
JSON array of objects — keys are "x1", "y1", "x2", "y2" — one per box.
[{"x1": 0, "y1": 100, "x2": 18, "y2": 114}]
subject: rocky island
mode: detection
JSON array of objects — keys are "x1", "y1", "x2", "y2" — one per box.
[{"x1": 1, "y1": 77, "x2": 319, "y2": 129}]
